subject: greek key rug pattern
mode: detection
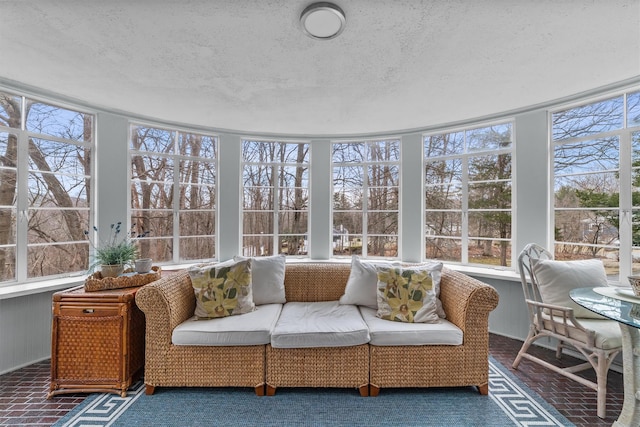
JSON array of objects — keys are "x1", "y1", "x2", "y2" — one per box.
[
  {"x1": 56, "y1": 360, "x2": 572, "y2": 427},
  {"x1": 488, "y1": 361, "x2": 568, "y2": 426}
]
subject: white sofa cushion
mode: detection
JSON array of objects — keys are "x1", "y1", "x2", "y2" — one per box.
[
  {"x1": 234, "y1": 254, "x2": 286, "y2": 305},
  {"x1": 339, "y1": 255, "x2": 400, "y2": 309},
  {"x1": 271, "y1": 301, "x2": 370, "y2": 348},
  {"x1": 359, "y1": 306, "x2": 463, "y2": 346},
  {"x1": 172, "y1": 303, "x2": 283, "y2": 346}
]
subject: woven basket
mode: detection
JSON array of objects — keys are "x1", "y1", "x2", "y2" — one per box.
[{"x1": 85, "y1": 266, "x2": 161, "y2": 292}]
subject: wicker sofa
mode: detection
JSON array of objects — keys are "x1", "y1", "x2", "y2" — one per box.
[{"x1": 135, "y1": 262, "x2": 499, "y2": 397}]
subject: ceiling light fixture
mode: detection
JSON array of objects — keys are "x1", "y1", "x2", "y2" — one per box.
[{"x1": 300, "y1": 2, "x2": 346, "y2": 40}]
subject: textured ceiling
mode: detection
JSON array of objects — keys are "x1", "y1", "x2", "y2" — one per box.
[{"x1": 1, "y1": 0, "x2": 639, "y2": 136}]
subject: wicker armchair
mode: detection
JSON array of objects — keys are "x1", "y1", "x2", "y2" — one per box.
[{"x1": 512, "y1": 243, "x2": 622, "y2": 419}]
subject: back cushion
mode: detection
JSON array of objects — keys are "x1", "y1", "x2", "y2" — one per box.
[
  {"x1": 532, "y1": 258, "x2": 608, "y2": 319},
  {"x1": 284, "y1": 263, "x2": 351, "y2": 302}
]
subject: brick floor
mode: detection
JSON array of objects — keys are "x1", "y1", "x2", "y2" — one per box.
[{"x1": 0, "y1": 334, "x2": 626, "y2": 426}]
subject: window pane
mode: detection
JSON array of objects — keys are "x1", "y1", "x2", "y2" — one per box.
[
  {"x1": 555, "y1": 209, "x2": 618, "y2": 245},
  {"x1": 280, "y1": 235, "x2": 307, "y2": 256},
  {"x1": 425, "y1": 159, "x2": 462, "y2": 184},
  {"x1": 424, "y1": 132, "x2": 464, "y2": 157},
  {"x1": 468, "y1": 240, "x2": 512, "y2": 267},
  {"x1": 179, "y1": 160, "x2": 215, "y2": 185},
  {"x1": 426, "y1": 237, "x2": 460, "y2": 262},
  {"x1": 141, "y1": 237, "x2": 172, "y2": 262},
  {"x1": 178, "y1": 133, "x2": 216, "y2": 158},
  {"x1": 26, "y1": 102, "x2": 92, "y2": 142},
  {"x1": 466, "y1": 124, "x2": 512, "y2": 152},
  {"x1": 368, "y1": 211, "x2": 398, "y2": 235},
  {"x1": 179, "y1": 211, "x2": 215, "y2": 236},
  {"x1": 552, "y1": 97, "x2": 623, "y2": 141},
  {"x1": 244, "y1": 187, "x2": 274, "y2": 210},
  {"x1": 426, "y1": 211, "x2": 462, "y2": 238},
  {"x1": 333, "y1": 212, "x2": 362, "y2": 235},
  {"x1": 131, "y1": 210, "x2": 173, "y2": 238},
  {"x1": 334, "y1": 165, "x2": 364, "y2": 187},
  {"x1": 468, "y1": 182, "x2": 512, "y2": 209},
  {"x1": 242, "y1": 235, "x2": 274, "y2": 257},
  {"x1": 628, "y1": 91, "x2": 640, "y2": 128},
  {"x1": 179, "y1": 184, "x2": 214, "y2": 209},
  {"x1": 132, "y1": 154, "x2": 174, "y2": 182},
  {"x1": 131, "y1": 126, "x2": 175, "y2": 153},
  {"x1": 244, "y1": 165, "x2": 273, "y2": 186},
  {"x1": 369, "y1": 140, "x2": 400, "y2": 162},
  {"x1": 367, "y1": 236, "x2": 397, "y2": 257},
  {"x1": 469, "y1": 153, "x2": 511, "y2": 181},
  {"x1": 0, "y1": 247, "x2": 15, "y2": 282},
  {"x1": 468, "y1": 211, "x2": 512, "y2": 239},
  {"x1": 27, "y1": 243, "x2": 88, "y2": 278},
  {"x1": 426, "y1": 185, "x2": 462, "y2": 210},
  {"x1": 243, "y1": 212, "x2": 274, "y2": 235},
  {"x1": 554, "y1": 138, "x2": 619, "y2": 175},
  {"x1": 180, "y1": 236, "x2": 215, "y2": 260},
  {"x1": 279, "y1": 211, "x2": 308, "y2": 234},
  {"x1": 333, "y1": 143, "x2": 365, "y2": 163},
  {"x1": 0, "y1": 93, "x2": 22, "y2": 129},
  {"x1": 131, "y1": 182, "x2": 174, "y2": 209},
  {"x1": 368, "y1": 187, "x2": 398, "y2": 210}
]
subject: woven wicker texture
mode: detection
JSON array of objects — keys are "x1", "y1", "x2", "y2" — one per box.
[
  {"x1": 49, "y1": 285, "x2": 147, "y2": 397},
  {"x1": 283, "y1": 263, "x2": 351, "y2": 302},
  {"x1": 135, "y1": 271, "x2": 265, "y2": 389},
  {"x1": 370, "y1": 268, "x2": 499, "y2": 389},
  {"x1": 266, "y1": 344, "x2": 369, "y2": 389},
  {"x1": 54, "y1": 315, "x2": 123, "y2": 382},
  {"x1": 136, "y1": 263, "x2": 499, "y2": 394}
]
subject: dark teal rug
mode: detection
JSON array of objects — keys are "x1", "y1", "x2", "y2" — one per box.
[{"x1": 54, "y1": 357, "x2": 573, "y2": 426}]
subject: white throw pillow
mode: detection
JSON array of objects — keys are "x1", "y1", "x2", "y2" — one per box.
[
  {"x1": 339, "y1": 256, "x2": 400, "y2": 309},
  {"x1": 234, "y1": 254, "x2": 286, "y2": 305},
  {"x1": 532, "y1": 258, "x2": 608, "y2": 319}
]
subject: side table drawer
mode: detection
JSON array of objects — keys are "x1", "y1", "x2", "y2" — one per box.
[{"x1": 57, "y1": 304, "x2": 122, "y2": 318}]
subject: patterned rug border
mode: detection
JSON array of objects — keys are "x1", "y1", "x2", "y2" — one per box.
[{"x1": 55, "y1": 357, "x2": 574, "y2": 427}]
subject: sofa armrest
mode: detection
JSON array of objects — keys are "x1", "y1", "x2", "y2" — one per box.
[
  {"x1": 135, "y1": 270, "x2": 195, "y2": 348},
  {"x1": 439, "y1": 268, "x2": 499, "y2": 334}
]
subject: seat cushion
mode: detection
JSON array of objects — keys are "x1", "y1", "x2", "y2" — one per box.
[
  {"x1": 538, "y1": 313, "x2": 622, "y2": 350},
  {"x1": 172, "y1": 303, "x2": 283, "y2": 346},
  {"x1": 271, "y1": 301, "x2": 370, "y2": 348},
  {"x1": 359, "y1": 306, "x2": 463, "y2": 346}
]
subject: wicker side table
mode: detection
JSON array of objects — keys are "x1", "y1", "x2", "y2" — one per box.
[{"x1": 47, "y1": 285, "x2": 146, "y2": 398}]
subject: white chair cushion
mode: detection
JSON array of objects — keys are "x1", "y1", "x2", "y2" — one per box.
[
  {"x1": 271, "y1": 301, "x2": 370, "y2": 348},
  {"x1": 359, "y1": 306, "x2": 462, "y2": 346},
  {"x1": 538, "y1": 313, "x2": 622, "y2": 350},
  {"x1": 172, "y1": 303, "x2": 283, "y2": 346},
  {"x1": 533, "y1": 258, "x2": 608, "y2": 319}
]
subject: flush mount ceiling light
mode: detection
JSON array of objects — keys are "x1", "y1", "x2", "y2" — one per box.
[{"x1": 300, "y1": 2, "x2": 346, "y2": 40}]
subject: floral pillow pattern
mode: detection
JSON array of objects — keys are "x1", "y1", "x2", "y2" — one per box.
[
  {"x1": 375, "y1": 266, "x2": 440, "y2": 323},
  {"x1": 189, "y1": 259, "x2": 254, "y2": 319}
]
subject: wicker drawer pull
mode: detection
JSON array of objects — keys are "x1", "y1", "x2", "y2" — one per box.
[{"x1": 83, "y1": 309, "x2": 94, "y2": 314}]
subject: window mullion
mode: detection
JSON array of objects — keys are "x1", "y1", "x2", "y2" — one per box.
[{"x1": 15, "y1": 130, "x2": 28, "y2": 282}]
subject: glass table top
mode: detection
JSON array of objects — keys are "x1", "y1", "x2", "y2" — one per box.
[{"x1": 570, "y1": 287, "x2": 640, "y2": 329}]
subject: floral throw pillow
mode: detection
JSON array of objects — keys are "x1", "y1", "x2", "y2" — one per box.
[
  {"x1": 188, "y1": 259, "x2": 254, "y2": 319},
  {"x1": 375, "y1": 265, "x2": 440, "y2": 323}
]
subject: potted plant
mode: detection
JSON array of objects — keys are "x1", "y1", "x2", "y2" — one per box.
[{"x1": 87, "y1": 222, "x2": 138, "y2": 277}]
